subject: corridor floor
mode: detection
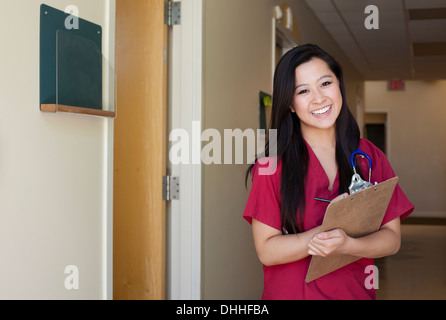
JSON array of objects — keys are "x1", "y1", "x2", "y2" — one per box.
[{"x1": 376, "y1": 224, "x2": 446, "y2": 300}]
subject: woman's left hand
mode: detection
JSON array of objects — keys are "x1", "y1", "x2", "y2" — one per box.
[{"x1": 308, "y1": 229, "x2": 351, "y2": 257}]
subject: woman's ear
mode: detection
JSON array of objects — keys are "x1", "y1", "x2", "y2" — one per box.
[{"x1": 289, "y1": 106, "x2": 295, "y2": 113}]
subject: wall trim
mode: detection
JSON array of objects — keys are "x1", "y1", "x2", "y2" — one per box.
[{"x1": 167, "y1": 0, "x2": 203, "y2": 300}]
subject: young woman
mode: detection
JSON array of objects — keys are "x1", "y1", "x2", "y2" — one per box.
[{"x1": 243, "y1": 44, "x2": 414, "y2": 300}]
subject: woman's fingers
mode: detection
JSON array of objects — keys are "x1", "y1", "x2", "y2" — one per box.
[
  {"x1": 308, "y1": 229, "x2": 347, "y2": 256},
  {"x1": 308, "y1": 243, "x2": 327, "y2": 257}
]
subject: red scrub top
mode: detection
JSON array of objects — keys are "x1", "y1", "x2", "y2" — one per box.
[{"x1": 243, "y1": 139, "x2": 414, "y2": 300}]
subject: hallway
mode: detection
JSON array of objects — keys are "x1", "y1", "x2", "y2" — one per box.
[{"x1": 376, "y1": 222, "x2": 446, "y2": 300}]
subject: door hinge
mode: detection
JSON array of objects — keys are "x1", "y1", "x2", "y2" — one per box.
[
  {"x1": 164, "y1": 1, "x2": 181, "y2": 26},
  {"x1": 163, "y1": 176, "x2": 180, "y2": 201}
]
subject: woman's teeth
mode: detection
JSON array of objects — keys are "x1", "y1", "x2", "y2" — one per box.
[{"x1": 311, "y1": 105, "x2": 331, "y2": 115}]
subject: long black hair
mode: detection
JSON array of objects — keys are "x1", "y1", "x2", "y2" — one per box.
[{"x1": 246, "y1": 44, "x2": 361, "y2": 234}]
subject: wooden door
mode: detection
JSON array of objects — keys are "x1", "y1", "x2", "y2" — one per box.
[{"x1": 113, "y1": 0, "x2": 167, "y2": 299}]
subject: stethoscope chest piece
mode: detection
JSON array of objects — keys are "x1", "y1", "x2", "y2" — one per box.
[
  {"x1": 348, "y1": 171, "x2": 373, "y2": 195},
  {"x1": 349, "y1": 148, "x2": 374, "y2": 195}
]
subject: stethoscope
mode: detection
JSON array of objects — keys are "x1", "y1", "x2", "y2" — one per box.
[
  {"x1": 314, "y1": 147, "x2": 375, "y2": 204},
  {"x1": 348, "y1": 148, "x2": 374, "y2": 195}
]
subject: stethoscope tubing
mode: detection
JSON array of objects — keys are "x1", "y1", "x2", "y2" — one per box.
[{"x1": 350, "y1": 148, "x2": 373, "y2": 171}]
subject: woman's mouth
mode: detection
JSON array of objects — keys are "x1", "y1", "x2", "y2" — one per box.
[{"x1": 311, "y1": 105, "x2": 332, "y2": 117}]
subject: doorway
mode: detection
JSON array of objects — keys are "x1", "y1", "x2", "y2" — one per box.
[
  {"x1": 363, "y1": 112, "x2": 388, "y2": 155},
  {"x1": 113, "y1": 0, "x2": 203, "y2": 300}
]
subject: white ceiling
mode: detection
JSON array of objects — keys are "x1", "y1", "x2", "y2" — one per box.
[{"x1": 304, "y1": 0, "x2": 446, "y2": 80}]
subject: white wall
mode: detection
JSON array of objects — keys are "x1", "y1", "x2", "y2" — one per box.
[
  {"x1": 365, "y1": 80, "x2": 446, "y2": 219},
  {"x1": 0, "y1": 0, "x2": 114, "y2": 299}
]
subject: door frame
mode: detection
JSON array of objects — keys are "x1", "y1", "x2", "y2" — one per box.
[{"x1": 167, "y1": 0, "x2": 203, "y2": 300}]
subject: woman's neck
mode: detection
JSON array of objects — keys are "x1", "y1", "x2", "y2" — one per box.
[{"x1": 301, "y1": 125, "x2": 336, "y2": 149}]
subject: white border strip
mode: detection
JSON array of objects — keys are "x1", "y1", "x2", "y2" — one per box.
[{"x1": 103, "y1": 0, "x2": 115, "y2": 300}]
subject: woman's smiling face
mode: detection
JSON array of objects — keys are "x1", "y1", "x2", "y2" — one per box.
[{"x1": 290, "y1": 58, "x2": 343, "y2": 133}]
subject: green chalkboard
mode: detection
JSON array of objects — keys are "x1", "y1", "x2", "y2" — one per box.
[{"x1": 40, "y1": 4, "x2": 102, "y2": 110}]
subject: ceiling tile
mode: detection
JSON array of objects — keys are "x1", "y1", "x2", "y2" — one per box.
[
  {"x1": 413, "y1": 42, "x2": 446, "y2": 57},
  {"x1": 334, "y1": 0, "x2": 403, "y2": 12},
  {"x1": 304, "y1": 0, "x2": 336, "y2": 12},
  {"x1": 409, "y1": 20, "x2": 446, "y2": 43},
  {"x1": 414, "y1": 69, "x2": 446, "y2": 79},
  {"x1": 413, "y1": 56, "x2": 446, "y2": 68},
  {"x1": 313, "y1": 11, "x2": 344, "y2": 25},
  {"x1": 304, "y1": 0, "x2": 446, "y2": 79},
  {"x1": 409, "y1": 8, "x2": 446, "y2": 20},
  {"x1": 325, "y1": 23, "x2": 350, "y2": 37},
  {"x1": 405, "y1": 0, "x2": 446, "y2": 9},
  {"x1": 330, "y1": 32, "x2": 356, "y2": 45}
]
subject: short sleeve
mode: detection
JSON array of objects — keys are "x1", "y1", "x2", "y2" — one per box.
[
  {"x1": 243, "y1": 160, "x2": 282, "y2": 231},
  {"x1": 375, "y1": 148, "x2": 414, "y2": 225}
]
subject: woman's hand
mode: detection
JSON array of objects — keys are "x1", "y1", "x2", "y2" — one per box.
[
  {"x1": 308, "y1": 228, "x2": 351, "y2": 257},
  {"x1": 308, "y1": 192, "x2": 350, "y2": 257}
]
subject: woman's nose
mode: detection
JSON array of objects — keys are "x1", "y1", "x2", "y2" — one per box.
[{"x1": 312, "y1": 87, "x2": 325, "y2": 104}]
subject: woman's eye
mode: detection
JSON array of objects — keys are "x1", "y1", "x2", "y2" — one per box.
[
  {"x1": 322, "y1": 81, "x2": 332, "y2": 87},
  {"x1": 297, "y1": 89, "x2": 309, "y2": 95}
]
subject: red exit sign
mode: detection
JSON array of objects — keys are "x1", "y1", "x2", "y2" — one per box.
[{"x1": 388, "y1": 79, "x2": 405, "y2": 91}]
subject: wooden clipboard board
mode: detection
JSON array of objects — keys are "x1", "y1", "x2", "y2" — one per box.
[{"x1": 305, "y1": 177, "x2": 399, "y2": 283}]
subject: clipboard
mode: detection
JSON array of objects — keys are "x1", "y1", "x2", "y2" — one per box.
[{"x1": 305, "y1": 176, "x2": 399, "y2": 283}]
